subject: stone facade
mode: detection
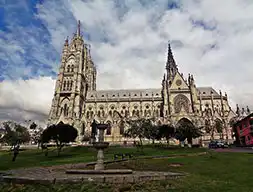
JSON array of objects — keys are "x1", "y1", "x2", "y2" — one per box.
[{"x1": 48, "y1": 22, "x2": 236, "y2": 143}]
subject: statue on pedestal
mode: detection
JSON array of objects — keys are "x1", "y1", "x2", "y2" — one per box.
[{"x1": 91, "y1": 120, "x2": 98, "y2": 143}]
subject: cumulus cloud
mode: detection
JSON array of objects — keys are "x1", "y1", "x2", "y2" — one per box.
[
  {"x1": 0, "y1": 0, "x2": 253, "y2": 123},
  {"x1": 0, "y1": 77, "x2": 55, "y2": 124}
]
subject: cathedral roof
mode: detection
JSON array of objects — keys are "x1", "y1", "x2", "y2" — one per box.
[
  {"x1": 197, "y1": 87, "x2": 219, "y2": 96},
  {"x1": 86, "y1": 88, "x2": 161, "y2": 100}
]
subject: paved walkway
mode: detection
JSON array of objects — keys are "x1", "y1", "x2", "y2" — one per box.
[{"x1": 214, "y1": 148, "x2": 253, "y2": 153}]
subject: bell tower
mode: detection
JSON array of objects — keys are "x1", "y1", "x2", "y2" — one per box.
[{"x1": 48, "y1": 20, "x2": 96, "y2": 130}]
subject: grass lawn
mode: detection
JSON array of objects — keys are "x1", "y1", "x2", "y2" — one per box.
[
  {"x1": 1, "y1": 147, "x2": 252, "y2": 191},
  {"x1": 0, "y1": 145, "x2": 205, "y2": 170}
]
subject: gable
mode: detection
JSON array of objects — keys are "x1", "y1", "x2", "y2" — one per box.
[{"x1": 170, "y1": 72, "x2": 189, "y2": 90}]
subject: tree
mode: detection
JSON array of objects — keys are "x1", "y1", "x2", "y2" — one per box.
[
  {"x1": 29, "y1": 122, "x2": 37, "y2": 130},
  {"x1": 124, "y1": 118, "x2": 153, "y2": 146},
  {"x1": 157, "y1": 124, "x2": 175, "y2": 144},
  {"x1": 143, "y1": 124, "x2": 159, "y2": 144},
  {"x1": 0, "y1": 121, "x2": 30, "y2": 148},
  {"x1": 175, "y1": 120, "x2": 202, "y2": 146},
  {"x1": 28, "y1": 122, "x2": 44, "y2": 146},
  {"x1": 214, "y1": 119, "x2": 223, "y2": 139},
  {"x1": 82, "y1": 131, "x2": 91, "y2": 143},
  {"x1": 41, "y1": 122, "x2": 78, "y2": 156},
  {"x1": 230, "y1": 118, "x2": 240, "y2": 145}
]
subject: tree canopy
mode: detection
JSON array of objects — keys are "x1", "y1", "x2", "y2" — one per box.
[
  {"x1": 41, "y1": 122, "x2": 78, "y2": 155},
  {"x1": 175, "y1": 119, "x2": 202, "y2": 145},
  {"x1": 157, "y1": 124, "x2": 175, "y2": 143},
  {"x1": 0, "y1": 121, "x2": 30, "y2": 147},
  {"x1": 124, "y1": 118, "x2": 155, "y2": 145}
]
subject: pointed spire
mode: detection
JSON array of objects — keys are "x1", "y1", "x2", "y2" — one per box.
[
  {"x1": 246, "y1": 106, "x2": 250, "y2": 114},
  {"x1": 236, "y1": 104, "x2": 240, "y2": 116},
  {"x1": 77, "y1": 20, "x2": 81, "y2": 36},
  {"x1": 64, "y1": 36, "x2": 69, "y2": 46},
  {"x1": 166, "y1": 42, "x2": 177, "y2": 69},
  {"x1": 165, "y1": 42, "x2": 178, "y2": 81},
  {"x1": 188, "y1": 73, "x2": 191, "y2": 84}
]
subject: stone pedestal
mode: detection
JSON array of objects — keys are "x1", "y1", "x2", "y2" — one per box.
[
  {"x1": 95, "y1": 149, "x2": 104, "y2": 170},
  {"x1": 93, "y1": 142, "x2": 109, "y2": 170}
]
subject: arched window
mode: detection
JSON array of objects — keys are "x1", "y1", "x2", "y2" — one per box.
[
  {"x1": 132, "y1": 110, "x2": 136, "y2": 116},
  {"x1": 66, "y1": 81, "x2": 69, "y2": 90},
  {"x1": 156, "y1": 109, "x2": 159, "y2": 117},
  {"x1": 136, "y1": 110, "x2": 140, "y2": 117},
  {"x1": 71, "y1": 65, "x2": 74, "y2": 72},
  {"x1": 86, "y1": 111, "x2": 90, "y2": 119},
  {"x1": 69, "y1": 80, "x2": 73, "y2": 90},
  {"x1": 125, "y1": 110, "x2": 128, "y2": 117},
  {"x1": 63, "y1": 81, "x2": 66, "y2": 90},
  {"x1": 81, "y1": 123, "x2": 85, "y2": 135},
  {"x1": 119, "y1": 121, "x2": 124, "y2": 135},
  {"x1": 64, "y1": 104, "x2": 68, "y2": 116},
  {"x1": 98, "y1": 111, "x2": 101, "y2": 117},
  {"x1": 102, "y1": 110, "x2": 105, "y2": 117},
  {"x1": 106, "y1": 121, "x2": 112, "y2": 135},
  {"x1": 67, "y1": 65, "x2": 70, "y2": 72},
  {"x1": 109, "y1": 111, "x2": 112, "y2": 116}
]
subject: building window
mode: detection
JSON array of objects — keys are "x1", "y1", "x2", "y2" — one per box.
[
  {"x1": 249, "y1": 119, "x2": 253, "y2": 126},
  {"x1": 106, "y1": 122, "x2": 111, "y2": 135},
  {"x1": 63, "y1": 104, "x2": 68, "y2": 116},
  {"x1": 101, "y1": 95, "x2": 104, "y2": 97},
  {"x1": 112, "y1": 95, "x2": 115, "y2": 97},
  {"x1": 123, "y1": 94, "x2": 126, "y2": 96},
  {"x1": 145, "y1": 93, "x2": 148, "y2": 96},
  {"x1": 120, "y1": 123, "x2": 124, "y2": 135},
  {"x1": 63, "y1": 81, "x2": 66, "y2": 90},
  {"x1": 67, "y1": 65, "x2": 70, "y2": 72},
  {"x1": 81, "y1": 123, "x2": 85, "y2": 135},
  {"x1": 71, "y1": 65, "x2": 74, "y2": 72}
]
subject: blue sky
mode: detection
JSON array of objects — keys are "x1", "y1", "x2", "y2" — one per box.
[
  {"x1": 0, "y1": 0, "x2": 253, "y2": 124},
  {"x1": 0, "y1": 0, "x2": 59, "y2": 81}
]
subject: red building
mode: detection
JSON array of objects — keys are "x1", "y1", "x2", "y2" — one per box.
[{"x1": 234, "y1": 113, "x2": 253, "y2": 146}]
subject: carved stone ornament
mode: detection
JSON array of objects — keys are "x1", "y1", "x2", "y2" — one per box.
[
  {"x1": 174, "y1": 94, "x2": 189, "y2": 113},
  {"x1": 176, "y1": 79, "x2": 182, "y2": 86}
]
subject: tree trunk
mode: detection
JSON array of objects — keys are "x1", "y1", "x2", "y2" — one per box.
[
  {"x1": 211, "y1": 129, "x2": 214, "y2": 140},
  {"x1": 57, "y1": 142, "x2": 62, "y2": 156},
  {"x1": 57, "y1": 146, "x2": 61, "y2": 156},
  {"x1": 139, "y1": 137, "x2": 143, "y2": 146},
  {"x1": 152, "y1": 139, "x2": 155, "y2": 144},
  {"x1": 187, "y1": 138, "x2": 192, "y2": 148}
]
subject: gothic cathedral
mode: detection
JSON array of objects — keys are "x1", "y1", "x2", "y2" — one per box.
[{"x1": 48, "y1": 21, "x2": 236, "y2": 143}]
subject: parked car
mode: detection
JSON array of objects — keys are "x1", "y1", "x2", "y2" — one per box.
[{"x1": 209, "y1": 140, "x2": 229, "y2": 149}]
